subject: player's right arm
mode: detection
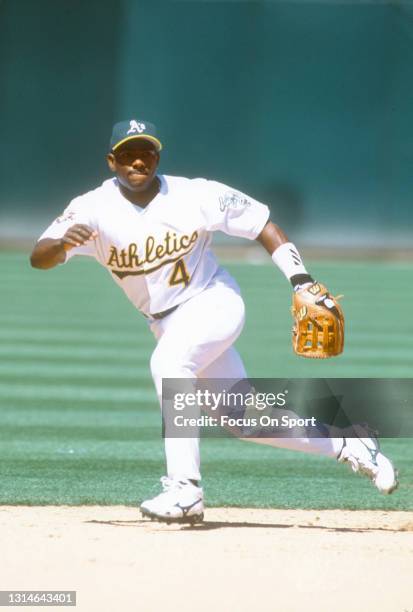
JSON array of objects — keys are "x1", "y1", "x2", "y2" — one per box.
[{"x1": 30, "y1": 224, "x2": 98, "y2": 269}]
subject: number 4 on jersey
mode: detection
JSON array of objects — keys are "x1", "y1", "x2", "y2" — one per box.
[{"x1": 169, "y1": 258, "x2": 190, "y2": 287}]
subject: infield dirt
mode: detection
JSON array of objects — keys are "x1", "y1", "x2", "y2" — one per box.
[{"x1": 1, "y1": 506, "x2": 412, "y2": 612}]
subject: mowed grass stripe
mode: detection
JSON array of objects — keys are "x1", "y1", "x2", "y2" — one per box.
[
  {"x1": 342, "y1": 348, "x2": 413, "y2": 359},
  {"x1": 0, "y1": 362, "x2": 150, "y2": 379},
  {"x1": 0, "y1": 329, "x2": 153, "y2": 345},
  {"x1": 0, "y1": 374, "x2": 153, "y2": 389},
  {"x1": 0, "y1": 406, "x2": 160, "y2": 431},
  {"x1": 0, "y1": 397, "x2": 156, "y2": 413},
  {"x1": 0, "y1": 442, "x2": 163, "y2": 462},
  {"x1": 0, "y1": 410, "x2": 158, "y2": 432},
  {"x1": 0, "y1": 416, "x2": 160, "y2": 433},
  {"x1": 339, "y1": 354, "x2": 413, "y2": 365},
  {"x1": 311, "y1": 364, "x2": 413, "y2": 377},
  {"x1": 0, "y1": 343, "x2": 151, "y2": 361},
  {"x1": 0, "y1": 315, "x2": 147, "y2": 332},
  {"x1": 0, "y1": 382, "x2": 156, "y2": 403},
  {"x1": 0, "y1": 353, "x2": 151, "y2": 367},
  {"x1": 3, "y1": 276, "x2": 104, "y2": 287}
]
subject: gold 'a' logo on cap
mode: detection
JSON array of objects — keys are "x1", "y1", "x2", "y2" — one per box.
[{"x1": 127, "y1": 120, "x2": 146, "y2": 134}]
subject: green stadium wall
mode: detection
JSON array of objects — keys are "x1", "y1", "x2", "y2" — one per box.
[{"x1": 1, "y1": 0, "x2": 412, "y2": 246}]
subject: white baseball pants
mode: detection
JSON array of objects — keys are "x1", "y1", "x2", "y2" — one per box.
[{"x1": 149, "y1": 268, "x2": 343, "y2": 481}]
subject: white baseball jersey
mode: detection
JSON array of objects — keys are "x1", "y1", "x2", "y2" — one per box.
[{"x1": 38, "y1": 175, "x2": 270, "y2": 317}]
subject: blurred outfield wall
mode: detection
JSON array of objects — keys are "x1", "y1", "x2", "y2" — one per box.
[{"x1": 1, "y1": 0, "x2": 412, "y2": 246}]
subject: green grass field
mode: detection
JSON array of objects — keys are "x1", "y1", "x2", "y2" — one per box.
[{"x1": 1, "y1": 251, "x2": 412, "y2": 509}]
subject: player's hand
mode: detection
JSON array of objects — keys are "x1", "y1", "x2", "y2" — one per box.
[
  {"x1": 60, "y1": 224, "x2": 98, "y2": 251},
  {"x1": 291, "y1": 281, "x2": 344, "y2": 358}
]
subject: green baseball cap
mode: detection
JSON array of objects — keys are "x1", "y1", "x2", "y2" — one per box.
[{"x1": 110, "y1": 119, "x2": 163, "y2": 152}]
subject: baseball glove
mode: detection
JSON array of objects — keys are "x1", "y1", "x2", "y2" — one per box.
[{"x1": 291, "y1": 282, "x2": 344, "y2": 358}]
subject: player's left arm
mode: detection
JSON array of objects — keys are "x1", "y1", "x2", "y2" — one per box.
[
  {"x1": 255, "y1": 220, "x2": 314, "y2": 290},
  {"x1": 256, "y1": 220, "x2": 344, "y2": 358}
]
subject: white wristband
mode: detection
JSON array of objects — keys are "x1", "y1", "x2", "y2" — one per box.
[{"x1": 271, "y1": 242, "x2": 308, "y2": 280}]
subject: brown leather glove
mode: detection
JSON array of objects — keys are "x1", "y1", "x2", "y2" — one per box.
[{"x1": 292, "y1": 282, "x2": 344, "y2": 358}]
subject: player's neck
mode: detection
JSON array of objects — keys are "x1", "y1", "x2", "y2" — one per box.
[{"x1": 119, "y1": 176, "x2": 161, "y2": 207}]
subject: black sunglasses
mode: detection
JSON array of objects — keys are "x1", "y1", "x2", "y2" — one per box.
[{"x1": 113, "y1": 149, "x2": 158, "y2": 165}]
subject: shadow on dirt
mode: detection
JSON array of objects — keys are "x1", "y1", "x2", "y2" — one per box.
[{"x1": 85, "y1": 519, "x2": 411, "y2": 533}]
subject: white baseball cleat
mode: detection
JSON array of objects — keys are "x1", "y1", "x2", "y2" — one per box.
[
  {"x1": 337, "y1": 434, "x2": 399, "y2": 494},
  {"x1": 140, "y1": 477, "x2": 204, "y2": 524}
]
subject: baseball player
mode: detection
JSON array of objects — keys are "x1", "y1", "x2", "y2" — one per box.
[{"x1": 30, "y1": 119, "x2": 398, "y2": 524}]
